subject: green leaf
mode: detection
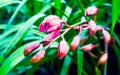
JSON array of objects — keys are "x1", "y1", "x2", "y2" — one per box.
[
  {"x1": 5, "y1": 0, "x2": 27, "y2": 32},
  {"x1": 0, "y1": 40, "x2": 42, "y2": 75},
  {"x1": 77, "y1": 47, "x2": 83, "y2": 75},
  {"x1": 77, "y1": 30, "x2": 87, "y2": 75},
  {"x1": 0, "y1": 43, "x2": 26, "y2": 75},
  {"x1": 53, "y1": 0, "x2": 61, "y2": 16},
  {"x1": 2, "y1": 13, "x2": 45, "y2": 57},
  {"x1": 0, "y1": 0, "x2": 20, "y2": 8},
  {"x1": 60, "y1": 54, "x2": 72, "y2": 75},
  {"x1": 113, "y1": 32, "x2": 120, "y2": 47},
  {"x1": 111, "y1": 0, "x2": 120, "y2": 34},
  {"x1": 61, "y1": 6, "x2": 72, "y2": 22}
]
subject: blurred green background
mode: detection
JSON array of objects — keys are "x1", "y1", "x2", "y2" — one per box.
[{"x1": 0, "y1": 0, "x2": 120, "y2": 75}]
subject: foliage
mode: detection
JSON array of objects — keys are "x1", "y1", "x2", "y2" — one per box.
[{"x1": 0, "y1": 0, "x2": 120, "y2": 75}]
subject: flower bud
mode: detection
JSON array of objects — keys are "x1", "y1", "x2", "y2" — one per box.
[
  {"x1": 39, "y1": 15, "x2": 62, "y2": 33},
  {"x1": 88, "y1": 20, "x2": 97, "y2": 36},
  {"x1": 24, "y1": 42, "x2": 40, "y2": 56},
  {"x1": 98, "y1": 52, "x2": 108, "y2": 65},
  {"x1": 85, "y1": 6, "x2": 98, "y2": 16},
  {"x1": 96, "y1": 25, "x2": 103, "y2": 31},
  {"x1": 58, "y1": 40, "x2": 69, "y2": 59},
  {"x1": 80, "y1": 36, "x2": 89, "y2": 45},
  {"x1": 42, "y1": 30, "x2": 60, "y2": 46},
  {"x1": 70, "y1": 35, "x2": 80, "y2": 51},
  {"x1": 102, "y1": 29, "x2": 110, "y2": 44},
  {"x1": 30, "y1": 50, "x2": 46, "y2": 64},
  {"x1": 80, "y1": 44, "x2": 95, "y2": 52}
]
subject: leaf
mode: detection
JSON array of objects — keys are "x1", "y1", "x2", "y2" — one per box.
[
  {"x1": 77, "y1": 47, "x2": 83, "y2": 75},
  {"x1": 0, "y1": 40, "x2": 42, "y2": 75},
  {"x1": 111, "y1": 0, "x2": 120, "y2": 34},
  {"x1": 0, "y1": 43, "x2": 26, "y2": 75},
  {"x1": 2, "y1": 14, "x2": 45, "y2": 58},
  {"x1": 113, "y1": 32, "x2": 120, "y2": 47},
  {"x1": 53, "y1": 0, "x2": 61, "y2": 16},
  {"x1": 61, "y1": 6, "x2": 72, "y2": 22},
  {"x1": 0, "y1": 0, "x2": 20, "y2": 8},
  {"x1": 60, "y1": 54, "x2": 72, "y2": 75},
  {"x1": 77, "y1": 30, "x2": 87, "y2": 75},
  {"x1": 5, "y1": 0, "x2": 27, "y2": 32}
]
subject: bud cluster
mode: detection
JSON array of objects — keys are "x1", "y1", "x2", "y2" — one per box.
[{"x1": 23, "y1": 6, "x2": 111, "y2": 66}]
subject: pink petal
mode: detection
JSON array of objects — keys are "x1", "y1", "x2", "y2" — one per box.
[{"x1": 39, "y1": 23, "x2": 45, "y2": 32}]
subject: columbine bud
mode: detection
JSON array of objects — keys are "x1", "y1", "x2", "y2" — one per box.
[
  {"x1": 58, "y1": 40, "x2": 69, "y2": 59},
  {"x1": 70, "y1": 35, "x2": 80, "y2": 51},
  {"x1": 88, "y1": 20, "x2": 97, "y2": 36},
  {"x1": 80, "y1": 44, "x2": 95, "y2": 52},
  {"x1": 85, "y1": 6, "x2": 98, "y2": 16},
  {"x1": 39, "y1": 15, "x2": 62, "y2": 33},
  {"x1": 30, "y1": 50, "x2": 46, "y2": 64},
  {"x1": 102, "y1": 29, "x2": 110, "y2": 44},
  {"x1": 98, "y1": 52, "x2": 108, "y2": 65},
  {"x1": 24, "y1": 42, "x2": 40, "y2": 56}
]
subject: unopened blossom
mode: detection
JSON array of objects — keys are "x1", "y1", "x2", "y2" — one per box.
[
  {"x1": 58, "y1": 40, "x2": 69, "y2": 59},
  {"x1": 85, "y1": 6, "x2": 98, "y2": 16},
  {"x1": 102, "y1": 29, "x2": 110, "y2": 44},
  {"x1": 80, "y1": 44, "x2": 95, "y2": 52},
  {"x1": 30, "y1": 50, "x2": 46, "y2": 64},
  {"x1": 98, "y1": 52, "x2": 108, "y2": 65},
  {"x1": 80, "y1": 36, "x2": 89, "y2": 45},
  {"x1": 96, "y1": 25, "x2": 103, "y2": 31},
  {"x1": 88, "y1": 20, "x2": 97, "y2": 36},
  {"x1": 42, "y1": 30, "x2": 60, "y2": 46},
  {"x1": 39, "y1": 15, "x2": 62, "y2": 33},
  {"x1": 24, "y1": 42, "x2": 40, "y2": 56},
  {"x1": 70, "y1": 35, "x2": 80, "y2": 51}
]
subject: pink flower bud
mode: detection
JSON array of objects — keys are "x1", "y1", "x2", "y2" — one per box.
[
  {"x1": 42, "y1": 30, "x2": 60, "y2": 46},
  {"x1": 58, "y1": 40, "x2": 69, "y2": 59},
  {"x1": 80, "y1": 36, "x2": 89, "y2": 45},
  {"x1": 39, "y1": 15, "x2": 62, "y2": 33},
  {"x1": 98, "y1": 52, "x2": 108, "y2": 65},
  {"x1": 70, "y1": 35, "x2": 80, "y2": 51},
  {"x1": 85, "y1": 6, "x2": 98, "y2": 16},
  {"x1": 96, "y1": 25, "x2": 103, "y2": 31},
  {"x1": 30, "y1": 50, "x2": 46, "y2": 64},
  {"x1": 102, "y1": 29, "x2": 110, "y2": 44},
  {"x1": 24, "y1": 42, "x2": 40, "y2": 56},
  {"x1": 88, "y1": 20, "x2": 97, "y2": 36},
  {"x1": 80, "y1": 44, "x2": 95, "y2": 52}
]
